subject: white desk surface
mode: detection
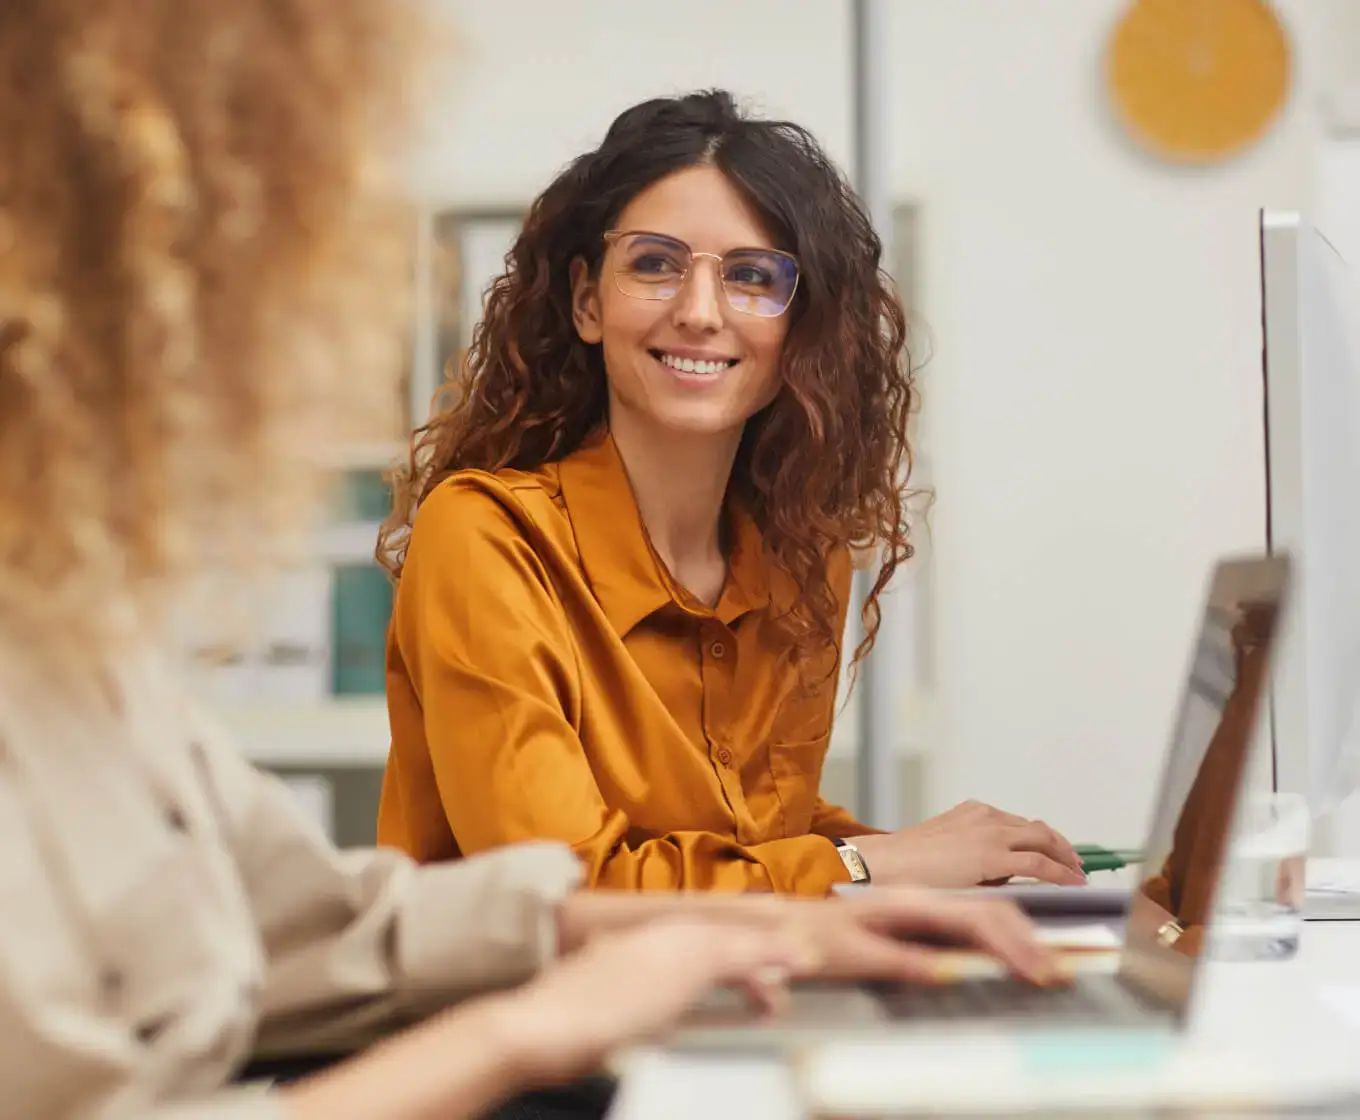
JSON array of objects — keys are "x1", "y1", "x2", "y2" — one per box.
[{"x1": 610, "y1": 920, "x2": 1360, "y2": 1120}]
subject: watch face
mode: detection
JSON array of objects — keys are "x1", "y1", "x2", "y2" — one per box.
[{"x1": 840, "y1": 847, "x2": 869, "y2": 882}]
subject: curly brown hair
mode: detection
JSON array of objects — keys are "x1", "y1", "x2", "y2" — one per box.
[
  {"x1": 0, "y1": 0, "x2": 426, "y2": 658},
  {"x1": 380, "y1": 90, "x2": 915, "y2": 675}
]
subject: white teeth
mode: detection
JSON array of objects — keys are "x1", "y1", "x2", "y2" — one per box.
[{"x1": 659, "y1": 353, "x2": 732, "y2": 376}]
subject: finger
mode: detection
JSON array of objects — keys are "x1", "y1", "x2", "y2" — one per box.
[
  {"x1": 1035, "y1": 823, "x2": 1084, "y2": 872},
  {"x1": 817, "y1": 921, "x2": 1053, "y2": 987},
  {"x1": 1007, "y1": 822, "x2": 1087, "y2": 877},
  {"x1": 680, "y1": 923, "x2": 822, "y2": 988},
  {"x1": 961, "y1": 806, "x2": 1083, "y2": 872},
  {"x1": 836, "y1": 938, "x2": 1001, "y2": 986},
  {"x1": 999, "y1": 848, "x2": 1087, "y2": 887},
  {"x1": 601, "y1": 920, "x2": 808, "y2": 998},
  {"x1": 1004, "y1": 819, "x2": 1080, "y2": 867},
  {"x1": 956, "y1": 799, "x2": 1030, "y2": 828},
  {"x1": 738, "y1": 966, "x2": 792, "y2": 1017},
  {"x1": 827, "y1": 931, "x2": 954, "y2": 983},
  {"x1": 928, "y1": 901, "x2": 1061, "y2": 984},
  {"x1": 858, "y1": 894, "x2": 1059, "y2": 984}
]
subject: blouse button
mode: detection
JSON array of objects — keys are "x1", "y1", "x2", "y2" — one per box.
[
  {"x1": 99, "y1": 968, "x2": 125, "y2": 1002},
  {"x1": 135, "y1": 1015, "x2": 172, "y2": 1045},
  {"x1": 208, "y1": 1034, "x2": 235, "y2": 1064},
  {"x1": 716, "y1": 747, "x2": 733, "y2": 767},
  {"x1": 709, "y1": 641, "x2": 726, "y2": 659}
]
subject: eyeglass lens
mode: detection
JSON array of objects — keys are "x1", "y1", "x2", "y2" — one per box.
[{"x1": 610, "y1": 231, "x2": 798, "y2": 318}]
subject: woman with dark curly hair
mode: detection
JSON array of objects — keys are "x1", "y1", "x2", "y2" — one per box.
[{"x1": 377, "y1": 90, "x2": 1085, "y2": 895}]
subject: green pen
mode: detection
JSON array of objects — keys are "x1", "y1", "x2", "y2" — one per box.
[{"x1": 1075, "y1": 845, "x2": 1144, "y2": 873}]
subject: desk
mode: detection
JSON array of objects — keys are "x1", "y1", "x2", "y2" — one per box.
[{"x1": 611, "y1": 922, "x2": 1360, "y2": 1119}]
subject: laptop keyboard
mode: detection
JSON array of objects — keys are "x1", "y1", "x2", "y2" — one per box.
[{"x1": 872, "y1": 974, "x2": 1151, "y2": 1025}]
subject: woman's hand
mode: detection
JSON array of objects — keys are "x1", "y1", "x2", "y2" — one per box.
[
  {"x1": 283, "y1": 893, "x2": 1060, "y2": 1120},
  {"x1": 283, "y1": 920, "x2": 814, "y2": 1120},
  {"x1": 794, "y1": 887, "x2": 1063, "y2": 985},
  {"x1": 492, "y1": 918, "x2": 819, "y2": 1086},
  {"x1": 509, "y1": 896, "x2": 1062, "y2": 1086},
  {"x1": 556, "y1": 883, "x2": 1063, "y2": 991},
  {"x1": 850, "y1": 800, "x2": 1086, "y2": 888}
]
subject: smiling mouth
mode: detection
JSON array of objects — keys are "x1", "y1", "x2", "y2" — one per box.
[{"x1": 650, "y1": 350, "x2": 740, "y2": 377}]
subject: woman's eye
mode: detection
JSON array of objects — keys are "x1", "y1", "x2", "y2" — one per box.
[
  {"x1": 729, "y1": 264, "x2": 773, "y2": 287},
  {"x1": 631, "y1": 254, "x2": 681, "y2": 275}
]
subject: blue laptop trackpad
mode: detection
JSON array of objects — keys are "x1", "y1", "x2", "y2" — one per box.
[{"x1": 1021, "y1": 1030, "x2": 1176, "y2": 1073}]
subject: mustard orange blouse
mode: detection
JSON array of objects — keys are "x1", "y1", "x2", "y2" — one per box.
[{"x1": 377, "y1": 431, "x2": 875, "y2": 895}]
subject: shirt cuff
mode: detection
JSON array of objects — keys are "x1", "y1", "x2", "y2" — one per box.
[
  {"x1": 757, "y1": 835, "x2": 851, "y2": 896},
  {"x1": 155, "y1": 1084, "x2": 289, "y2": 1119},
  {"x1": 395, "y1": 841, "x2": 583, "y2": 1001}
]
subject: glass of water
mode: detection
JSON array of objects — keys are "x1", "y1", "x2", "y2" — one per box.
[{"x1": 1210, "y1": 791, "x2": 1310, "y2": 961}]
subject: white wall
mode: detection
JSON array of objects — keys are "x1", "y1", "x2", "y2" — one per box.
[
  {"x1": 888, "y1": 0, "x2": 1327, "y2": 844},
  {"x1": 408, "y1": 0, "x2": 853, "y2": 206},
  {"x1": 405, "y1": 0, "x2": 1333, "y2": 848}
]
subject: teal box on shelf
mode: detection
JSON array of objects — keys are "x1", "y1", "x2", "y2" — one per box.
[
  {"x1": 331, "y1": 563, "x2": 393, "y2": 695},
  {"x1": 326, "y1": 466, "x2": 394, "y2": 696},
  {"x1": 331, "y1": 468, "x2": 392, "y2": 524}
]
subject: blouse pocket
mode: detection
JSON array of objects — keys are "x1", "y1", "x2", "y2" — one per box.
[
  {"x1": 89, "y1": 828, "x2": 256, "y2": 1063},
  {"x1": 95, "y1": 844, "x2": 218, "y2": 1036},
  {"x1": 767, "y1": 733, "x2": 832, "y2": 838}
]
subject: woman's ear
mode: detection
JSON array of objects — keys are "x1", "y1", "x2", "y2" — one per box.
[{"x1": 570, "y1": 257, "x2": 603, "y2": 344}]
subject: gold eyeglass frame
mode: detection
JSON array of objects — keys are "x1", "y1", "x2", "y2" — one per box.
[{"x1": 601, "y1": 229, "x2": 800, "y2": 318}]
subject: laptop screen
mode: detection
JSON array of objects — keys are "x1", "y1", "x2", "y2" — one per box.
[{"x1": 1117, "y1": 555, "x2": 1291, "y2": 1017}]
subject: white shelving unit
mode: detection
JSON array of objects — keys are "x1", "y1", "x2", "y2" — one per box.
[
  {"x1": 206, "y1": 211, "x2": 515, "y2": 779},
  {"x1": 219, "y1": 696, "x2": 392, "y2": 769},
  {"x1": 316, "y1": 441, "x2": 407, "y2": 471},
  {"x1": 220, "y1": 695, "x2": 869, "y2": 771}
]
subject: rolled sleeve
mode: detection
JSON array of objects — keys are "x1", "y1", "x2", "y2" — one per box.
[
  {"x1": 395, "y1": 843, "x2": 583, "y2": 999},
  {"x1": 148, "y1": 1085, "x2": 289, "y2": 1120},
  {"x1": 752, "y1": 834, "x2": 851, "y2": 895},
  {"x1": 189, "y1": 711, "x2": 582, "y2": 1056}
]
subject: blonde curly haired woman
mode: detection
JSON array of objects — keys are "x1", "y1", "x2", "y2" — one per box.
[{"x1": 0, "y1": 2, "x2": 1057, "y2": 1117}]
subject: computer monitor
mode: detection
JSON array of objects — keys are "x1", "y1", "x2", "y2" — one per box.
[{"x1": 1260, "y1": 210, "x2": 1360, "y2": 850}]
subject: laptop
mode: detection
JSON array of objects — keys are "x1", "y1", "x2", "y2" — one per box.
[{"x1": 672, "y1": 554, "x2": 1291, "y2": 1050}]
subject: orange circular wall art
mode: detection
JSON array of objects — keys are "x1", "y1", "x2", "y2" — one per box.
[{"x1": 1106, "y1": 0, "x2": 1292, "y2": 164}]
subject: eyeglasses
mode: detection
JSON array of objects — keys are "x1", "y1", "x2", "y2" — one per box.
[{"x1": 602, "y1": 230, "x2": 800, "y2": 318}]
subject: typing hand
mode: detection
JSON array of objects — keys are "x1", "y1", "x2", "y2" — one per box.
[
  {"x1": 494, "y1": 919, "x2": 817, "y2": 1086},
  {"x1": 793, "y1": 888, "x2": 1063, "y2": 986},
  {"x1": 851, "y1": 800, "x2": 1086, "y2": 888}
]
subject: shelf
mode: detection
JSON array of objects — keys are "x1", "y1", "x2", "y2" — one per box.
[
  {"x1": 319, "y1": 522, "x2": 384, "y2": 564},
  {"x1": 316, "y1": 441, "x2": 408, "y2": 471},
  {"x1": 218, "y1": 696, "x2": 391, "y2": 769},
  {"x1": 222, "y1": 695, "x2": 863, "y2": 770}
]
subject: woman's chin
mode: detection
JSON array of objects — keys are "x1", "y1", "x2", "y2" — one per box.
[{"x1": 644, "y1": 405, "x2": 750, "y2": 441}]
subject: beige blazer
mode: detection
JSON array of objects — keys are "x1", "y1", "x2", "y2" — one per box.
[{"x1": 0, "y1": 636, "x2": 583, "y2": 1119}]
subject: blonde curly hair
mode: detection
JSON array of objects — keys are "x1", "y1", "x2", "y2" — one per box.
[{"x1": 0, "y1": 0, "x2": 426, "y2": 656}]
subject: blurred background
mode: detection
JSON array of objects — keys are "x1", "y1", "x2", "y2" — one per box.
[{"x1": 186, "y1": 0, "x2": 1360, "y2": 853}]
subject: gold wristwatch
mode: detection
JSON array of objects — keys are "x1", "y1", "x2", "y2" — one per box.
[{"x1": 832, "y1": 838, "x2": 871, "y2": 884}]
